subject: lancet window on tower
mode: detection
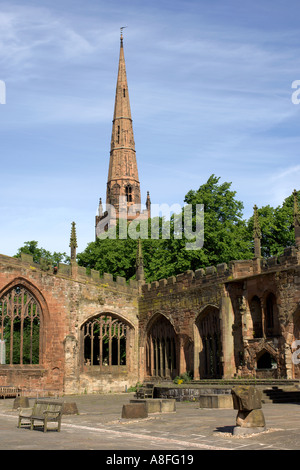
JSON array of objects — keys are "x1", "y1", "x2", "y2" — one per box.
[{"x1": 125, "y1": 184, "x2": 132, "y2": 202}]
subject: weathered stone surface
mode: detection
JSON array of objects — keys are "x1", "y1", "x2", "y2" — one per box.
[
  {"x1": 12, "y1": 396, "x2": 30, "y2": 409},
  {"x1": 121, "y1": 403, "x2": 148, "y2": 419},
  {"x1": 129, "y1": 398, "x2": 176, "y2": 413},
  {"x1": 199, "y1": 394, "x2": 233, "y2": 409},
  {"x1": 130, "y1": 399, "x2": 161, "y2": 413},
  {"x1": 62, "y1": 402, "x2": 79, "y2": 415},
  {"x1": 233, "y1": 425, "x2": 266, "y2": 436},
  {"x1": 231, "y1": 385, "x2": 262, "y2": 411},
  {"x1": 161, "y1": 399, "x2": 176, "y2": 413},
  {"x1": 236, "y1": 409, "x2": 266, "y2": 428}
]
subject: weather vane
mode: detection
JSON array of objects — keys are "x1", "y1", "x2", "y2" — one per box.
[{"x1": 120, "y1": 26, "x2": 127, "y2": 38}]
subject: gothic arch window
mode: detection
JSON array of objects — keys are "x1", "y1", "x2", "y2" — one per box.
[
  {"x1": 196, "y1": 306, "x2": 223, "y2": 379},
  {"x1": 0, "y1": 285, "x2": 41, "y2": 365},
  {"x1": 249, "y1": 295, "x2": 263, "y2": 338},
  {"x1": 125, "y1": 184, "x2": 132, "y2": 202},
  {"x1": 82, "y1": 314, "x2": 128, "y2": 369}
]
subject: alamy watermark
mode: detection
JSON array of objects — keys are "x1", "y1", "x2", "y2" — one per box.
[
  {"x1": 97, "y1": 197, "x2": 204, "y2": 250},
  {"x1": 291, "y1": 80, "x2": 300, "y2": 104},
  {"x1": 0, "y1": 80, "x2": 6, "y2": 104},
  {"x1": 292, "y1": 341, "x2": 300, "y2": 364}
]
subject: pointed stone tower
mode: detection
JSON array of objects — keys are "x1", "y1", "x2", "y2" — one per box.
[
  {"x1": 253, "y1": 205, "x2": 261, "y2": 259},
  {"x1": 96, "y1": 30, "x2": 150, "y2": 237},
  {"x1": 69, "y1": 221, "x2": 78, "y2": 261},
  {"x1": 293, "y1": 189, "x2": 300, "y2": 249}
]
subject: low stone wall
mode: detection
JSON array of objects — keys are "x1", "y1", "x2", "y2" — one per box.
[{"x1": 154, "y1": 386, "x2": 232, "y2": 401}]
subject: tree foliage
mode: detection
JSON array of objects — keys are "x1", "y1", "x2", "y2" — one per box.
[
  {"x1": 15, "y1": 177, "x2": 299, "y2": 283},
  {"x1": 15, "y1": 241, "x2": 70, "y2": 268}
]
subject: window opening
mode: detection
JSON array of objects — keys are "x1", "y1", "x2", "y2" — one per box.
[
  {"x1": 0, "y1": 285, "x2": 40, "y2": 365},
  {"x1": 125, "y1": 185, "x2": 132, "y2": 202},
  {"x1": 83, "y1": 315, "x2": 127, "y2": 368}
]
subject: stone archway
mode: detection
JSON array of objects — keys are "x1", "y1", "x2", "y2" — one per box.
[
  {"x1": 195, "y1": 305, "x2": 223, "y2": 379},
  {"x1": 145, "y1": 313, "x2": 178, "y2": 379}
]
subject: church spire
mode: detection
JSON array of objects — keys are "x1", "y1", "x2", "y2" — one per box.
[
  {"x1": 95, "y1": 31, "x2": 151, "y2": 239},
  {"x1": 106, "y1": 28, "x2": 140, "y2": 219}
]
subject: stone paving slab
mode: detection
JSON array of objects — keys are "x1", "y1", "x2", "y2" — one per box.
[{"x1": 0, "y1": 392, "x2": 300, "y2": 451}]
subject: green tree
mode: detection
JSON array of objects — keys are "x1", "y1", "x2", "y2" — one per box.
[
  {"x1": 183, "y1": 175, "x2": 253, "y2": 265},
  {"x1": 78, "y1": 175, "x2": 254, "y2": 282},
  {"x1": 247, "y1": 191, "x2": 299, "y2": 257},
  {"x1": 15, "y1": 241, "x2": 70, "y2": 269}
]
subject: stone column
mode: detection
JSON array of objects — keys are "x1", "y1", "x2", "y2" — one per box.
[{"x1": 220, "y1": 292, "x2": 236, "y2": 378}]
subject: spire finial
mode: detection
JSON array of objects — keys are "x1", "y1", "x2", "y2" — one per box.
[
  {"x1": 69, "y1": 221, "x2": 78, "y2": 261},
  {"x1": 253, "y1": 205, "x2": 261, "y2": 258},
  {"x1": 293, "y1": 189, "x2": 300, "y2": 223},
  {"x1": 136, "y1": 238, "x2": 145, "y2": 282},
  {"x1": 293, "y1": 189, "x2": 300, "y2": 248},
  {"x1": 120, "y1": 26, "x2": 127, "y2": 45}
]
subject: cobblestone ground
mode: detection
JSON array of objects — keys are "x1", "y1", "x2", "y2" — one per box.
[{"x1": 0, "y1": 393, "x2": 299, "y2": 453}]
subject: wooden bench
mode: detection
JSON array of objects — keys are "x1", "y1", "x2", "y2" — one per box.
[
  {"x1": 0, "y1": 386, "x2": 21, "y2": 399},
  {"x1": 135, "y1": 383, "x2": 154, "y2": 399},
  {"x1": 18, "y1": 399, "x2": 64, "y2": 432}
]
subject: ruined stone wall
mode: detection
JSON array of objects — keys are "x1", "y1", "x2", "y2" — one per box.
[
  {"x1": 139, "y1": 248, "x2": 300, "y2": 381},
  {"x1": 0, "y1": 245, "x2": 299, "y2": 395},
  {"x1": 0, "y1": 253, "x2": 139, "y2": 396}
]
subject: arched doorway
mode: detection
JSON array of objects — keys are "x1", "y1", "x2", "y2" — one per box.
[
  {"x1": 145, "y1": 314, "x2": 178, "y2": 379},
  {"x1": 196, "y1": 306, "x2": 223, "y2": 379}
]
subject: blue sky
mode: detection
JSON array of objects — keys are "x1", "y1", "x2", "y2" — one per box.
[{"x1": 0, "y1": 0, "x2": 300, "y2": 257}]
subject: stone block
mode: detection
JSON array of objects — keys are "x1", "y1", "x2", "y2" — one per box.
[
  {"x1": 199, "y1": 394, "x2": 233, "y2": 409},
  {"x1": 160, "y1": 399, "x2": 176, "y2": 412},
  {"x1": 232, "y1": 425, "x2": 266, "y2": 436},
  {"x1": 121, "y1": 403, "x2": 148, "y2": 419},
  {"x1": 13, "y1": 396, "x2": 30, "y2": 409},
  {"x1": 62, "y1": 402, "x2": 79, "y2": 415},
  {"x1": 130, "y1": 399, "x2": 161, "y2": 413},
  {"x1": 231, "y1": 385, "x2": 262, "y2": 411},
  {"x1": 236, "y1": 409, "x2": 266, "y2": 428},
  {"x1": 130, "y1": 398, "x2": 176, "y2": 413}
]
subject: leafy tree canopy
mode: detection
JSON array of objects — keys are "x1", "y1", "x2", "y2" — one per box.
[
  {"x1": 15, "y1": 177, "x2": 298, "y2": 283},
  {"x1": 15, "y1": 240, "x2": 70, "y2": 268}
]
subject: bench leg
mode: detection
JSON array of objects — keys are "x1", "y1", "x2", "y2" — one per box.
[
  {"x1": 30, "y1": 419, "x2": 34, "y2": 431},
  {"x1": 44, "y1": 418, "x2": 47, "y2": 433}
]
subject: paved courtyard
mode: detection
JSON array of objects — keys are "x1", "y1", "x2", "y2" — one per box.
[{"x1": 0, "y1": 392, "x2": 299, "y2": 452}]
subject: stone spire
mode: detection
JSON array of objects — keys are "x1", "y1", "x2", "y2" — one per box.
[
  {"x1": 69, "y1": 221, "x2": 78, "y2": 261},
  {"x1": 136, "y1": 238, "x2": 145, "y2": 282},
  {"x1": 253, "y1": 205, "x2": 261, "y2": 258},
  {"x1": 95, "y1": 30, "x2": 151, "y2": 239},
  {"x1": 106, "y1": 28, "x2": 141, "y2": 220},
  {"x1": 293, "y1": 189, "x2": 300, "y2": 248}
]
